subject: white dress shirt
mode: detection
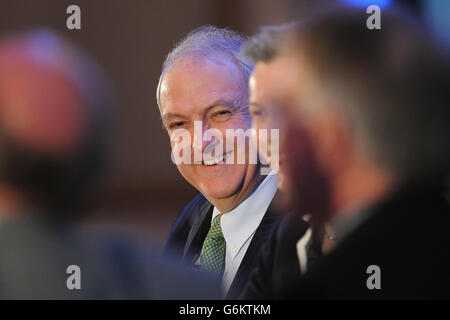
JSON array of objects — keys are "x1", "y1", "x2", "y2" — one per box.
[
  {"x1": 296, "y1": 227, "x2": 312, "y2": 275},
  {"x1": 211, "y1": 173, "x2": 278, "y2": 295}
]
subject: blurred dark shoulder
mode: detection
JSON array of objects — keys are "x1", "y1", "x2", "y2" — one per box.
[
  {"x1": 0, "y1": 215, "x2": 220, "y2": 299},
  {"x1": 242, "y1": 210, "x2": 309, "y2": 299}
]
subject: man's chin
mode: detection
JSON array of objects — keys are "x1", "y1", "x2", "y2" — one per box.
[{"x1": 200, "y1": 187, "x2": 237, "y2": 201}]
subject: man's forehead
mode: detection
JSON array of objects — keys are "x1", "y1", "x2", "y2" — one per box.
[
  {"x1": 159, "y1": 54, "x2": 248, "y2": 113},
  {"x1": 251, "y1": 56, "x2": 299, "y2": 100}
]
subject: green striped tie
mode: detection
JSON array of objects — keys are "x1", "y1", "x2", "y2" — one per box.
[{"x1": 199, "y1": 214, "x2": 226, "y2": 274}]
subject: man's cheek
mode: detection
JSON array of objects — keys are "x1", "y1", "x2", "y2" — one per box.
[
  {"x1": 176, "y1": 164, "x2": 196, "y2": 185},
  {"x1": 169, "y1": 129, "x2": 195, "y2": 165}
]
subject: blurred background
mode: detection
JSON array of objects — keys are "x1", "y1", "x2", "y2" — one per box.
[{"x1": 0, "y1": 0, "x2": 447, "y2": 249}]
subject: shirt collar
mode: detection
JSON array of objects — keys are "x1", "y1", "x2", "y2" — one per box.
[{"x1": 211, "y1": 173, "x2": 278, "y2": 259}]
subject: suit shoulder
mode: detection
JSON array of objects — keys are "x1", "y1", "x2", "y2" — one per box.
[
  {"x1": 163, "y1": 194, "x2": 211, "y2": 255},
  {"x1": 177, "y1": 194, "x2": 210, "y2": 223},
  {"x1": 276, "y1": 211, "x2": 309, "y2": 242}
]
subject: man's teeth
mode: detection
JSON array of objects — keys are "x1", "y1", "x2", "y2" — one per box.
[{"x1": 203, "y1": 151, "x2": 232, "y2": 166}]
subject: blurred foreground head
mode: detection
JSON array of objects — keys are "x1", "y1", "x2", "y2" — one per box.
[
  {"x1": 0, "y1": 29, "x2": 112, "y2": 219},
  {"x1": 245, "y1": 5, "x2": 450, "y2": 222}
]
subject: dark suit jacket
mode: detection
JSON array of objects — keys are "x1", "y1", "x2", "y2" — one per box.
[
  {"x1": 291, "y1": 186, "x2": 450, "y2": 299},
  {"x1": 241, "y1": 211, "x2": 309, "y2": 299},
  {"x1": 164, "y1": 193, "x2": 280, "y2": 299}
]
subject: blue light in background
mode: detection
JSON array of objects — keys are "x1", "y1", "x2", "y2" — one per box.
[
  {"x1": 340, "y1": 0, "x2": 392, "y2": 9},
  {"x1": 423, "y1": 0, "x2": 450, "y2": 45}
]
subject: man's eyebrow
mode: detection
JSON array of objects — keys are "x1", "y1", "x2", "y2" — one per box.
[
  {"x1": 207, "y1": 99, "x2": 244, "y2": 112},
  {"x1": 162, "y1": 112, "x2": 189, "y2": 123},
  {"x1": 249, "y1": 101, "x2": 265, "y2": 108}
]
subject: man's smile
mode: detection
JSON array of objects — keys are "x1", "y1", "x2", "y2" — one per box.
[{"x1": 202, "y1": 150, "x2": 232, "y2": 166}]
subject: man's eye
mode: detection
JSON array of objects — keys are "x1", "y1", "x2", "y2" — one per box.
[
  {"x1": 214, "y1": 110, "x2": 231, "y2": 118},
  {"x1": 169, "y1": 122, "x2": 185, "y2": 129},
  {"x1": 251, "y1": 110, "x2": 262, "y2": 117},
  {"x1": 251, "y1": 109, "x2": 265, "y2": 118}
]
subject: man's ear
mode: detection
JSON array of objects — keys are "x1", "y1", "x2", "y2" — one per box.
[{"x1": 309, "y1": 110, "x2": 354, "y2": 176}]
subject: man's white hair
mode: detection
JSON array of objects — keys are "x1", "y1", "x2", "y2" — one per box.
[{"x1": 156, "y1": 25, "x2": 253, "y2": 110}]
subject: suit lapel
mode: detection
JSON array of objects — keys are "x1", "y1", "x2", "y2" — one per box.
[
  {"x1": 225, "y1": 204, "x2": 279, "y2": 299},
  {"x1": 183, "y1": 200, "x2": 213, "y2": 263}
]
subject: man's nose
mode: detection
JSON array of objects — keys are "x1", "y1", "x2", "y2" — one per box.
[
  {"x1": 192, "y1": 121, "x2": 221, "y2": 160},
  {"x1": 192, "y1": 120, "x2": 206, "y2": 154}
]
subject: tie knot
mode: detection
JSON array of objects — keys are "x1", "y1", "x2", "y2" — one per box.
[
  {"x1": 209, "y1": 214, "x2": 224, "y2": 241},
  {"x1": 212, "y1": 213, "x2": 222, "y2": 226}
]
